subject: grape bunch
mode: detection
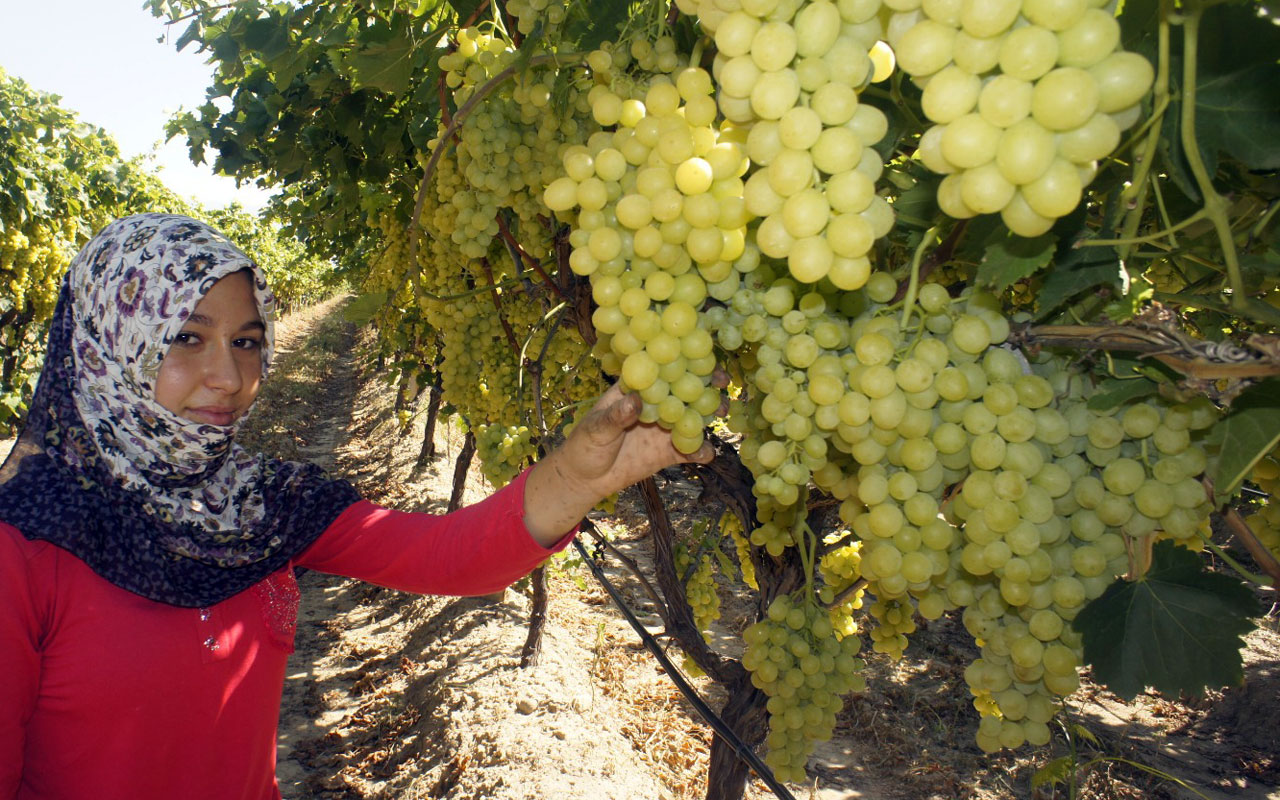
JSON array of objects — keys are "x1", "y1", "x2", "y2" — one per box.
[
  {"x1": 1247, "y1": 446, "x2": 1280, "y2": 560},
  {"x1": 676, "y1": 544, "x2": 724, "y2": 642},
  {"x1": 890, "y1": 0, "x2": 1155, "y2": 234},
  {"x1": 944, "y1": 365, "x2": 1217, "y2": 750},
  {"x1": 714, "y1": 250, "x2": 1221, "y2": 755},
  {"x1": 0, "y1": 218, "x2": 72, "y2": 321},
  {"x1": 544, "y1": 63, "x2": 746, "y2": 454},
  {"x1": 0, "y1": 215, "x2": 76, "y2": 429},
  {"x1": 475, "y1": 423, "x2": 536, "y2": 488},
  {"x1": 721, "y1": 511, "x2": 759, "y2": 590},
  {"x1": 818, "y1": 533, "x2": 865, "y2": 640},
  {"x1": 404, "y1": 27, "x2": 600, "y2": 439},
  {"x1": 742, "y1": 594, "x2": 867, "y2": 784},
  {"x1": 687, "y1": 0, "x2": 895, "y2": 287}
]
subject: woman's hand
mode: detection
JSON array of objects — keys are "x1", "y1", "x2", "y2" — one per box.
[{"x1": 522, "y1": 381, "x2": 720, "y2": 546}]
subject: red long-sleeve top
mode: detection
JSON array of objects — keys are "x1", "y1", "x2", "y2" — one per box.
[{"x1": 0, "y1": 470, "x2": 571, "y2": 800}]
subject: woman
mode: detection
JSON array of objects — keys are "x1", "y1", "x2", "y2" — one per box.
[{"x1": 0, "y1": 213, "x2": 711, "y2": 799}]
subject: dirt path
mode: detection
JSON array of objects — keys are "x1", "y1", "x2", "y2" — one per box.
[{"x1": 241, "y1": 299, "x2": 678, "y2": 799}]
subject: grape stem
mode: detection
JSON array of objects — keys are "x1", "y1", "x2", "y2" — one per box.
[
  {"x1": 888, "y1": 71, "x2": 925, "y2": 135},
  {"x1": 638, "y1": 477, "x2": 742, "y2": 684},
  {"x1": 1075, "y1": 207, "x2": 1210, "y2": 248},
  {"x1": 584, "y1": 523, "x2": 675, "y2": 629},
  {"x1": 517, "y1": 302, "x2": 569, "y2": 437},
  {"x1": 793, "y1": 514, "x2": 817, "y2": 599},
  {"x1": 1115, "y1": 0, "x2": 1172, "y2": 262},
  {"x1": 478, "y1": 256, "x2": 522, "y2": 352},
  {"x1": 1250, "y1": 200, "x2": 1279, "y2": 244},
  {"x1": 890, "y1": 221, "x2": 966, "y2": 304},
  {"x1": 1175, "y1": 0, "x2": 1249, "y2": 313},
  {"x1": 1009, "y1": 323, "x2": 1280, "y2": 380},
  {"x1": 900, "y1": 225, "x2": 940, "y2": 332},
  {"x1": 825, "y1": 578, "x2": 868, "y2": 611}
]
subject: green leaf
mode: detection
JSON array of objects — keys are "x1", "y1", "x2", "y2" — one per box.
[
  {"x1": 1074, "y1": 541, "x2": 1261, "y2": 701},
  {"x1": 1194, "y1": 61, "x2": 1280, "y2": 172},
  {"x1": 343, "y1": 291, "x2": 389, "y2": 325},
  {"x1": 446, "y1": 0, "x2": 486, "y2": 23},
  {"x1": 891, "y1": 174, "x2": 941, "y2": 232},
  {"x1": 861, "y1": 92, "x2": 908, "y2": 161},
  {"x1": 1118, "y1": 0, "x2": 1159, "y2": 60},
  {"x1": 340, "y1": 29, "x2": 419, "y2": 95},
  {"x1": 1032, "y1": 756, "x2": 1076, "y2": 789},
  {"x1": 977, "y1": 229, "x2": 1056, "y2": 292},
  {"x1": 1162, "y1": 3, "x2": 1280, "y2": 184},
  {"x1": 1232, "y1": 296, "x2": 1280, "y2": 329},
  {"x1": 561, "y1": 0, "x2": 630, "y2": 52},
  {"x1": 1035, "y1": 236, "x2": 1124, "y2": 320},
  {"x1": 1210, "y1": 377, "x2": 1280, "y2": 500},
  {"x1": 243, "y1": 16, "x2": 291, "y2": 61},
  {"x1": 1086, "y1": 377, "x2": 1160, "y2": 412},
  {"x1": 1068, "y1": 723, "x2": 1099, "y2": 747}
]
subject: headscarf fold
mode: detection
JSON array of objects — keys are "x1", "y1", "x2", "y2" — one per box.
[{"x1": 0, "y1": 213, "x2": 361, "y2": 607}]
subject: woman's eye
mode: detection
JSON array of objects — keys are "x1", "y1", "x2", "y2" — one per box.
[
  {"x1": 235, "y1": 337, "x2": 263, "y2": 350},
  {"x1": 174, "y1": 332, "x2": 200, "y2": 346}
]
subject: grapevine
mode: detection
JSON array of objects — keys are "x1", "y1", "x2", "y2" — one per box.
[{"x1": 127, "y1": 0, "x2": 1280, "y2": 797}]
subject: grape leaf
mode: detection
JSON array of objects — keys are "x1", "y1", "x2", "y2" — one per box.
[
  {"x1": 243, "y1": 16, "x2": 290, "y2": 62},
  {"x1": 561, "y1": 0, "x2": 630, "y2": 52},
  {"x1": 1209, "y1": 377, "x2": 1280, "y2": 501},
  {"x1": 1035, "y1": 236, "x2": 1123, "y2": 319},
  {"x1": 1118, "y1": 0, "x2": 1159, "y2": 59},
  {"x1": 892, "y1": 177, "x2": 940, "y2": 231},
  {"x1": 338, "y1": 23, "x2": 420, "y2": 95},
  {"x1": 343, "y1": 291, "x2": 389, "y2": 325},
  {"x1": 977, "y1": 229, "x2": 1056, "y2": 292},
  {"x1": 1032, "y1": 756, "x2": 1075, "y2": 789},
  {"x1": 1194, "y1": 61, "x2": 1280, "y2": 173},
  {"x1": 1160, "y1": 3, "x2": 1280, "y2": 188},
  {"x1": 1085, "y1": 377, "x2": 1159, "y2": 412},
  {"x1": 1074, "y1": 542, "x2": 1260, "y2": 701}
]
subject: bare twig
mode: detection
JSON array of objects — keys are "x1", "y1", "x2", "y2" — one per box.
[
  {"x1": 825, "y1": 578, "x2": 868, "y2": 610},
  {"x1": 584, "y1": 524, "x2": 673, "y2": 630}
]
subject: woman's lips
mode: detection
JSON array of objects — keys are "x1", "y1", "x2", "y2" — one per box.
[{"x1": 187, "y1": 407, "x2": 237, "y2": 426}]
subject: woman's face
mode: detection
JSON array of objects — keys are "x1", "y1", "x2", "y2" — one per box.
[{"x1": 154, "y1": 270, "x2": 266, "y2": 426}]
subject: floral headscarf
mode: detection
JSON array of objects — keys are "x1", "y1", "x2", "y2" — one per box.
[{"x1": 0, "y1": 214, "x2": 361, "y2": 607}]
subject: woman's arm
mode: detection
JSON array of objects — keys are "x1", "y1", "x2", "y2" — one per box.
[
  {"x1": 522, "y1": 383, "x2": 715, "y2": 546},
  {"x1": 299, "y1": 383, "x2": 717, "y2": 594},
  {"x1": 297, "y1": 469, "x2": 571, "y2": 596}
]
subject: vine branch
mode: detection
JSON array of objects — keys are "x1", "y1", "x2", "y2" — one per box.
[
  {"x1": 1218, "y1": 507, "x2": 1280, "y2": 588},
  {"x1": 1009, "y1": 322, "x2": 1280, "y2": 380},
  {"x1": 497, "y1": 213, "x2": 570, "y2": 304}
]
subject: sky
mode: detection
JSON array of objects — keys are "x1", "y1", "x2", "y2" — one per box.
[{"x1": 0, "y1": 1, "x2": 274, "y2": 212}]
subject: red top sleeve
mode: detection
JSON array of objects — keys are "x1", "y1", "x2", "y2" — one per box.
[{"x1": 298, "y1": 467, "x2": 575, "y2": 594}]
